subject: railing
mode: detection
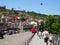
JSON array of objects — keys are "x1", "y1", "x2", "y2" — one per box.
[
  {"x1": 52, "y1": 34, "x2": 60, "y2": 45},
  {"x1": 23, "y1": 33, "x2": 60, "y2": 45},
  {"x1": 24, "y1": 33, "x2": 35, "y2": 45}
]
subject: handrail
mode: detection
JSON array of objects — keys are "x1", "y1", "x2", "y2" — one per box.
[
  {"x1": 24, "y1": 33, "x2": 35, "y2": 45},
  {"x1": 52, "y1": 34, "x2": 60, "y2": 45}
]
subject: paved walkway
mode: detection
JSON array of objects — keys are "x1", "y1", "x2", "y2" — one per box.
[
  {"x1": 29, "y1": 33, "x2": 50, "y2": 45},
  {"x1": 0, "y1": 31, "x2": 33, "y2": 45}
]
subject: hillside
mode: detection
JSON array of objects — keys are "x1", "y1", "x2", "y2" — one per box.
[
  {"x1": 0, "y1": 6, "x2": 60, "y2": 19},
  {"x1": 0, "y1": 6, "x2": 47, "y2": 19}
]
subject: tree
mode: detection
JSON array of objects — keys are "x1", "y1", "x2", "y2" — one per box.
[
  {"x1": 0, "y1": 13, "x2": 2, "y2": 18},
  {"x1": 44, "y1": 15, "x2": 56, "y2": 34},
  {"x1": 20, "y1": 17, "x2": 26, "y2": 22},
  {"x1": 44, "y1": 15, "x2": 60, "y2": 34}
]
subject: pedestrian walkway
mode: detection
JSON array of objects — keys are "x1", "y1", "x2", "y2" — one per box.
[
  {"x1": 29, "y1": 33, "x2": 50, "y2": 45},
  {"x1": 29, "y1": 33, "x2": 44, "y2": 45}
]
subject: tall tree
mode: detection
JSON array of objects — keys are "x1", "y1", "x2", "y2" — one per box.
[{"x1": 44, "y1": 15, "x2": 56, "y2": 33}]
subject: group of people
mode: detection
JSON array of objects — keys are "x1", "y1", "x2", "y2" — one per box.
[{"x1": 31, "y1": 27, "x2": 53, "y2": 45}]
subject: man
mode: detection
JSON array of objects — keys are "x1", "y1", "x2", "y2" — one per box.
[{"x1": 42, "y1": 28, "x2": 49, "y2": 45}]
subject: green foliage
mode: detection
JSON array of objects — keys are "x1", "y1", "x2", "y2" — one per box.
[
  {"x1": 0, "y1": 7, "x2": 47, "y2": 19},
  {"x1": 0, "y1": 13, "x2": 2, "y2": 18},
  {"x1": 44, "y1": 15, "x2": 60, "y2": 34},
  {"x1": 39, "y1": 21, "x2": 44, "y2": 30},
  {"x1": 20, "y1": 17, "x2": 26, "y2": 22}
]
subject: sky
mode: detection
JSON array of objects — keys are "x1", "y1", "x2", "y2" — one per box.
[{"x1": 0, "y1": 0, "x2": 60, "y2": 15}]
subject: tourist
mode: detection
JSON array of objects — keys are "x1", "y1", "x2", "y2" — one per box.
[
  {"x1": 31, "y1": 27, "x2": 36, "y2": 34},
  {"x1": 42, "y1": 27, "x2": 49, "y2": 45}
]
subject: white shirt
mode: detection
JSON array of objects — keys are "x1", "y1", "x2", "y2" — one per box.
[
  {"x1": 42, "y1": 31, "x2": 49, "y2": 38},
  {"x1": 39, "y1": 32, "x2": 41, "y2": 35}
]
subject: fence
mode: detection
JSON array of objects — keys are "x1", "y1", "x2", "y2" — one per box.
[
  {"x1": 52, "y1": 34, "x2": 60, "y2": 45},
  {"x1": 24, "y1": 33, "x2": 35, "y2": 45}
]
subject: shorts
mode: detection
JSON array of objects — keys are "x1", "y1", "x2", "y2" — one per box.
[
  {"x1": 50, "y1": 40, "x2": 52, "y2": 43},
  {"x1": 44, "y1": 37, "x2": 48, "y2": 42}
]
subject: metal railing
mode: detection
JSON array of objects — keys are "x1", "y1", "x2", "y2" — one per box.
[
  {"x1": 24, "y1": 34, "x2": 60, "y2": 45},
  {"x1": 52, "y1": 34, "x2": 60, "y2": 45},
  {"x1": 24, "y1": 33, "x2": 35, "y2": 45}
]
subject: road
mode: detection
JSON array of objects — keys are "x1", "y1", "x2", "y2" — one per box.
[{"x1": 0, "y1": 31, "x2": 33, "y2": 45}]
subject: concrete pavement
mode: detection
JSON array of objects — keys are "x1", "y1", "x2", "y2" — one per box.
[
  {"x1": 29, "y1": 33, "x2": 50, "y2": 45},
  {"x1": 29, "y1": 33, "x2": 44, "y2": 45},
  {"x1": 0, "y1": 31, "x2": 52, "y2": 45},
  {"x1": 0, "y1": 31, "x2": 33, "y2": 45}
]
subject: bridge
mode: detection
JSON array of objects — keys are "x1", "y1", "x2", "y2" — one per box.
[{"x1": 0, "y1": 31, "x2": 60, "y2": 45}]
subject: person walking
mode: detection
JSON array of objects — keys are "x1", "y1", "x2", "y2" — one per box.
[
  {"x1": 31, "y1": 27, "x2": 36, "y2": 34},
  {"x1": 42, "y1": 27, "x2": 49, "y2": 45}
]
